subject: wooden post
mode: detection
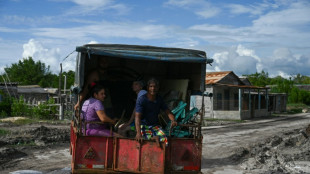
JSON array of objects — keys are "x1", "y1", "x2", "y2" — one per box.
[{"x1": 59, "y1": 63, "x2": 64, "y2": 120}]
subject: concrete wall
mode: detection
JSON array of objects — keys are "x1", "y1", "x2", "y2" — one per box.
[
  {"x1": 240, "y1": 110, "x2": 251, "y2": 120},
  {"x1": 213, "y1": 110, "x2": 241, "y2": 120},
  {"x1": 193, "y1": 89, "x2": 213, "y2": 118},
  {"x1": 254, "y1": 109, "x2": 270, "y2": 117}
]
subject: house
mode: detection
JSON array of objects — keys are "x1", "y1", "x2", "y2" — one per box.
[
  {"x1": 0, "y1": 82, "x2": 18, "y2": 101},
  {"x1": 193, "y1": 71, "x2": 270, "y2": 120},
  {"x1": 17, "y1": 85, "x2": 58, "y2": 104},
  {"x1": 268, "y1": 93, "x2": 287, "y2": 113}
]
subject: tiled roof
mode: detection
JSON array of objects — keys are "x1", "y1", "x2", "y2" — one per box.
[
  {"x1": 205, "y1": 71, "x2": 232, "y2": 84},
  {"x1": 205, "y1": 71, "x2": 268, "y2": 89}
]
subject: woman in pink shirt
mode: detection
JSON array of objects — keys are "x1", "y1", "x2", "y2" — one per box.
[{"x1": 81, "y1": 82, "x2": 121, "y2": 137}]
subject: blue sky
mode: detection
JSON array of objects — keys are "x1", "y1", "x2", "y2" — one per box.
[{"x1": 0, "y1": 0, "x2": 310, "y2": 78}]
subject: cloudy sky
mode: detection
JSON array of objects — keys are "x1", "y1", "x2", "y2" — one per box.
[{"x1": 0, "y1": 0, "x2": 309, "y2": 77}]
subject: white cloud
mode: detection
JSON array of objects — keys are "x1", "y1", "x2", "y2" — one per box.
[
  {"x1": 66, "y1": 0, "x2": 130, "y2": 16},
  {"x1": 211, "y1": 45, "x2": 260, "y2": 76},
  {"x1": 252, "y1": 1, "x2": 310, "y2": 35},
  {"x1": 226, "y1": 4, "x2": 264, "y2": 16},
  {"x1": 196, "y1": 8, "x2": 220, "y2": 19},
  {"x1": 165, "y1": 0, "x2": 220, "y2": 19},
  {"x1": 69, "y1": 0, "x2": 112, "y2": 8},
  {"x1": 1, "y1": 15, "x2": 60, "y2": 26},
  {"x1": 33, "y1": 21, "x2": 173, "y2": 40},
  {"x1": 261, "y1": 47, "x2": 310, "y2": 77},
  {"x1": 88, "y1": 40, "x2": 99, "y2": 44},
  {"x1": 22, "y1": 39, "x2": 63, "y2": 73}
]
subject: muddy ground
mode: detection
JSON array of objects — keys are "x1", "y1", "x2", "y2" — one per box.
[
  {"x1": 0, "y1": 120, "x2": 71, "y2": 173},
  {"x1": 0, "y1": 114, "x2": 310, "y2": 174}
]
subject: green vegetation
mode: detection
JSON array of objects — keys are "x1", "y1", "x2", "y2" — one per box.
[
  {"x1": 0, "y1": 128, "x2": 10, "y2": 136},
  {"x1": 0, "y1": 57, "x2": 75, "y2": 119},
  {"x1": 0, "y1": 90, "x2": 12, "y2": 117},
  {"x1": 1, "y1": 56, "x2": 74, "y2": 88},
  {"x1": 11, "y1": 96, "x2": 58, "y2": 119},
  {"x1": 244, "y1": 71, "x2": 310, "y2": 106},
  {"x1": 7, "y1": 140, "x2": 37, "y2": 147},
  {"x1": 286, "y1": 103, "x2": 309, "y2": 114}
]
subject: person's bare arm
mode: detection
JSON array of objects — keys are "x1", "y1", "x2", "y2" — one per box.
[
  {"x1": 135, "y1": 112, "x2": 142, "y2": 142},
  {"x1": 166, "y1": 110, "x2": 177, "y2": 127},
  {"x1": 128, "y1": 108, "x2": 136, "y2": 124},
  {"x1": 118, "y1": 108, "x2": 136, "y2": 129},
  {"x1": 74, "y1": 71, "x2": 99, "y2": 110},
  {"x1": 96, "y1": 110, "x2": 116, "y2": 124}
]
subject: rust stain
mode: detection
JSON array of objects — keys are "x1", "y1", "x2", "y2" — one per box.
[{"x1": 205, "y1": 71, "x2": 232, "y2": 84}]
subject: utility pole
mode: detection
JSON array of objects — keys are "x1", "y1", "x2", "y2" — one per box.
[{"x1": 59, "y1": 63, "x2": 64, "y2": 120}]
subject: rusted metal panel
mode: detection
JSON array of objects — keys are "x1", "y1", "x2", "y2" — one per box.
[
  {"x1": 114, "y1": 138, "x2": 165, "y2": 174},
  {"x1": 73, "y1": 136, "x2": 114, "y2": 172},
  {"x1": 114, "y1": 138, "x2": 140, "y2": 172},
  {"x1": 140, "y1": 141, "x2": 165, "y2": 173},
  {"x1": 167, "y1": 138, "x2": 202, "y2": 172}
]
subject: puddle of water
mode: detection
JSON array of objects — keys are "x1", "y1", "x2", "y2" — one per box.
[{"x1": 9, "y1": 170, "x2": 42, "y2": 174}]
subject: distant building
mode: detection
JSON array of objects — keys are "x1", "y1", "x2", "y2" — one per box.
[
  {"x1": 268, "y1": 93, "x2": 287, "y2": 113},
  {"x1": 294, "y1": 84, "x2": 310, "y2": 91},
  {"x1": 193, "y1": 71, "x2": 271, "y2": 120},
  {"x1": 0, "y1": 82, "x2": 18, "y2": 101},
  {"x1": 17, "y1": 85, "x2": 59, "y2": 103}
]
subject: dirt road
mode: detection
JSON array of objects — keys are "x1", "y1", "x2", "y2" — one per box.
[
  {"x1": 1, "y1": 113, "x2": 310, "y2": 174},
  {"x1": 201, "y1": 113, "x2": 310, "y2": 174}
]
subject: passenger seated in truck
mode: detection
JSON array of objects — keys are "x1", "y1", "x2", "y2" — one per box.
[
  {"x1": 74, "y1": 57, "x2": 109, "y2": 111},
  {"x1": 135, "y1": 78, "x2": 177, "y2": 146},
  {"x1": 81, "y1": 82, "x2": 122, "y2": 137},
  {"x1": 118, "y1": 80, "x2": 147, "y2": 137}
]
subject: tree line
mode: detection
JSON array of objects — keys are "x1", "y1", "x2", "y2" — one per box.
[
  {"x1": 1, "y1": 58, "x2": 309, "y2": 106},
  {"x1": 244, "y1": 71, "x2": 310, "y2": 105},
  {"x1": 1, "y1": 57, "x2": 74, "y2": 88},
  {"x1": 0, "y1": 57, "x2": 74, "y2": 117}
]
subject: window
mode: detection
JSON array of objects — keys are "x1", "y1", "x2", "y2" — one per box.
[
  {"x1": 234, "y1": 93, "x2": 239, "y2": 108},
  {"x1": 216, "y1": 93, "x2": 222, "y2": 110}
]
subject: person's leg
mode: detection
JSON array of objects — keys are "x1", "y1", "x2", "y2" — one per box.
[{"x1": 152, "y1": 126, "x2": 168, "y2": 146}]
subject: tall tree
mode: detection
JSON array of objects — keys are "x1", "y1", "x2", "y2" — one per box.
[
  {"x1": 4, "y1": 57, "x2": 52, "y2": 87},
  {"x1": 244, "y1": 70, "x2": 270, "y2": 87}
]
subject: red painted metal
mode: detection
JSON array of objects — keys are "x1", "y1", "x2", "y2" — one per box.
[
  {"x1": 166, "y1": 138, "x2": 202, "y2": 172},
  {"x1": 114, "y1": 138, "x2": 165, "y2": 174},
  {"x1": 71, "y1": 123, "x2": 202, "y2": 173}
]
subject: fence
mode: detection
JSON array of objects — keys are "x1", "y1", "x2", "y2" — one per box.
[{"x1": 21, "y1": 94, "x2": 75, "y2": 120}]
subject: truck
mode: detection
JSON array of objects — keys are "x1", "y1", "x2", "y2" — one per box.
[{"x1": 70, "y1": 44, "x2": 213, "y2": 173}]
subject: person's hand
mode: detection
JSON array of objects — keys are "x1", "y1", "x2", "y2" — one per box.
[
  {"x1": 170, "y1": 120, "x2": 178, "y2": 128},
  {"x1": 112, "y1": 118, "x2": 119, "y2": 125},
  {"x1": 74, "y1": 103, "x2": 79, "y2": 111},
  {"x1": 135, "y1": 133, "x2": 143, "y2": 143}
]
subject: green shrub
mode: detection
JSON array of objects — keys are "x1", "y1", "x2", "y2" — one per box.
[
  {"x1": 0, "y1": 128, "x2": 9, "y2": 136},
  {"x1": 11, "y1": 96, "x2": 30, "y2": 116},
  {"x1": 33, "y1": 98, "x2": 57, "y2": 119},
  {"x1": 0, "y1": 90, "x2": 12, "y2": 116},
  {"x1": 11, "y1": 96, "x2": 58, "y2": 119}
]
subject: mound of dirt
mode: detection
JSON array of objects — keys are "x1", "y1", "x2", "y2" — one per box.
[
  {"x1": 0, "y1": 123, "x2": 70, "y2": 172},
  {"x1": 236, "y1": 124, "x2": 310, "y2": 174}
]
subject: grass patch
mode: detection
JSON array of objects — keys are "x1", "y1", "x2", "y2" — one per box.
[
  {"x1": 204, "y1": 118, "x2": 246, "y2": 123},
  {"x1": 286, "y1": 103, "x2": 309, "y2": 114},
  {"x1": 0, "y1": 128, "x2": 10, "y2": 136},
  {"x1": 8, "y1": 141, "x2": 37, "y2": 148},
  {"x1": 13, "y1": 118, "x2": 38, "y2": 125},
  {"x1": 0, "y1": 117, "x2": 70, "y2": 125}
]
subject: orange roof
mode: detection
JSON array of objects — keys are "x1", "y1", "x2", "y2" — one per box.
[{"x1": 205, "y1": 71, "x2": 232, "y2": 84}]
